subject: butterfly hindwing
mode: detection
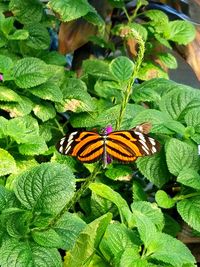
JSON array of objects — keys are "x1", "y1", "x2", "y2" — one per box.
[{"x1": 57, "y1": 131, "x2": 104, "y2": 163}]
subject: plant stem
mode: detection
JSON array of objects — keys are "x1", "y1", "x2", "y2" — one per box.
[
  {"x1": 32, "y1": 164, "x2": 101, "y2": 232},
  {"x1": 174, "y1": 192, "x2": 200, "y2": 201},
  {"x1": 115, "y1": 29, "x2": 145, "y2": 130},
  {"x1": 54, "y1": 118, "x2": 64, "y2": 135}
]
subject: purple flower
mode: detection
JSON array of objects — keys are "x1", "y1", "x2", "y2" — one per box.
[
  {"x1": 0, "y1": 74, "x2": 3, "y2": 82},
  {"x1": 105, "y1": 125, "x2": 113, "y2": 134}
]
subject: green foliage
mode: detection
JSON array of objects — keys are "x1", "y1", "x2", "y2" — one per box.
[{"x1": 0, "y1": 0, "x2": 199, "y2": 266}]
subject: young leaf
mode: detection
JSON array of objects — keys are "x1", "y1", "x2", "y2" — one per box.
[
  {"x1": 119, "y1": 248, "x2": 148, "y2": 267},
  {"x1": 110, "y1": 56, "x2": 134, "y2": 82},
  {"x1": 137, "y1": 152, "x2": 170, "y2": 188},
  {"x1": 8, "y1": 29, "x2": 29, "y2": 40},
  {"x1": 177, "y1": 168, "x2": 200, "y2": 190},
  {"x1": 13, "y1": 57, "x2": 49, "y2": 88},
  {"x1": 168, "y1": 20, "x2": 196, "y2": 45},
  {"x1": 48, "y1": 0, "x2": 94, "y2": 22},
  {"x1": 131, "y1": 201, "x2": 164, "y2": 231},
  {"x1": 0, "y1": 238, "x2": 62, "y2": 267},
  {"x1": 177, "y1": 196, "x2": 200, "y2": 232},
  {"x1": 14, "y1": 163, "x2": 76, "y2": 214},
  {"x1": 155, "y1": 190, "x2": 176, "y2": 209},
  {"x1": 64, "y1": 213, "x2": 112, "y2": 267},
  {"x1": 166, "y1": 138, "x2": 199, "y2": 176},
  {"x1": 9, "y1": 0, "x2": 43, "y2": 24},
  {"x1": 0, "y1": 148, "x2": 16, "y2": 176},
  {"x1": 148, "y1": 232, "x2": 196, "y2": 266}
]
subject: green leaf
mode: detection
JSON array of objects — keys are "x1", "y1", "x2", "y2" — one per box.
[
  {"x1": 96, "y1": 103, "x2": 144, "y2": 129},
  {"x1": 8, "y1": 29, "x2": 29, "y2": 40},
  {"x1": 9, "y1": 0, "x2": 43, "y2": 24},
  {"x1": 105, "y1": 165, "x2": 132, "y2": 181},
  {"x1": 2, "y1": 208, "x2": 31, "y2": 238},
  {"x1": 177, "y1": 168, "x2": 200, "y2": 190},
  {"x1": 14, "y1": 163, "x2": 76, "y2": 214},
  {"x1": 131, "y1": 201, "x2": 164, "y2": 231},
  {"x1": 120, "y1": 248, "x2": 148, "y2": 267},
  {"x1": 129, "y1": 22, "x2": 148, "y2": 41},
  {"x1": 110, "y1": 56, "x2": 134, "y2": 82},
  {"x1": 100, "y1": 223, "x2": 140, "y2": 266},
  {"x1": 157, "y1": 53, "x2": 178, "y2": 69},
  {"x1": 64, "y1": 213, "x2": 112, "y2": 267},
  {"x1": 0, "y1": 86, "x2": 21, "y2": 102},
  {"x1": 33, "y1": 102, "x2": 56, "y2": 122},
  {"x1": 94, "y1": 80, "x2": 122, "y2": 100},
  {"x1": 18, "y1": 137, "x2": 48, "y2": 155},
  {"x1": 82, "y1": 59, "x2": 113, "y2": 80},
  {"x1": 56, "y1": 78, "x2": 95, "y2": 113},
  {"x1": 89, "y1": 183, "x2": 133, "y2": 227},
  {"x1": 137, "y1": 151, "x2": 170, "y2": 188},
  {"x1": 0, "y1": 55, "x2": 13, "y2": 73},
  {"x1": 145, "y1": 10, "x2": 168, "y2": 28},
  {"x1": 0, "y1": 17, "x2": 14, "y2": 36},
  {"x1": 0, "y1": 149, "x2": 16, "y2": 177},
  {"x1": 138, "y1": 62, "x2": 168, "y2": 80},
  {"x1": 177, "y1": 196, "x2": 200, "y2": 232},
  {"x1": 168, "y1": 20, "x2": 196, "y2": 45},
  {"x1": 84, "y1": 8, "x2": 104, "y2": 27},
  {"x1": 159, "y1": 86, "x2": 200, "y2": 120},
  {"x1": 13, "y1": 57, "x2": 49, "y2": 88},
  {"x1": 131, "y1": 84, "x2": 161, "y2": 103},
  {"x1": 184, "y1": 108, "x2": 200, "y2": 127},
  {"x1": 163, "y1": 214, "x2": 181, "y2": 237},
  {"x1": 148, "y1": 232, "x2": 195, "y2": 266},
  {"x1": 133, "y1": 210, "x2": 157, "y2": 248},
  {"x1": 155, "y1": 190, "x2": 176, "y2": 209},
  {"x1": 28, "y1": 81, "x2": 63, "y2": 102},
  {"x1": 0, "y1": 238, "x2": 62, "y2": 267},
  {"x1": 132, "y1": 181, "x2": 147, "y2": 201},
  {"x1": 0, "y1": 185, "x2": 13, "y2": 211},
  {"x1": 166, "y1": 138, "x2": 199, "y2": 176},
  {"x1": 7, "y1": 115, "x2": 39, "y2": 144},
  {"x1": 24, "y1": 23, "x2": 50, "y2": 50},
  {"x1": 32, "y1": 212, "x2": 86, "y2": 250},
  {"x1": 48, "y1": 0, "x2": 94, "y2": 22},
  {"x1": 40, "y1": 51, "x2": 66, "y2": 66}
]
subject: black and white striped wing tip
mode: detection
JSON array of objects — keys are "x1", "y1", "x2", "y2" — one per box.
[{"x1": 56, "y1": 131, "x2": 78, "y2": 155}]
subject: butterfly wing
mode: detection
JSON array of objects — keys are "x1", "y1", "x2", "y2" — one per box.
[
  {"x1": 56, "y1": 131, "x2": 104, "y2": 163},
  {"x1": 106, "y1": 127, "x2": 160, "y2": 163}
]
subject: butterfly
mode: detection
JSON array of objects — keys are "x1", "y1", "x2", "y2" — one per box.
[{"x1": 56, "y1": 123, "x2": 160, "y2": 168}]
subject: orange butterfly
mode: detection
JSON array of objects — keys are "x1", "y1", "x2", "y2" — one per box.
[{"x1": 56, "y1": 123, "x2": 160, "y2": 168}]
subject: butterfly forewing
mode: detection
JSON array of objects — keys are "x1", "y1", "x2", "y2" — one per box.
[{"x1": 56, "y1": 131, "x2": 104, "y2": 163}]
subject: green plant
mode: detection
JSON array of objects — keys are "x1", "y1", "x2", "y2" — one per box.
[{"x1": 0, "y1": 0, "x2": 199, "y2": 266}]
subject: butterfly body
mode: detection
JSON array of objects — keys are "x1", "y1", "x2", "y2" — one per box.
[{"x1": 56, "y1": 123, "x2": 160, "y2": 167}]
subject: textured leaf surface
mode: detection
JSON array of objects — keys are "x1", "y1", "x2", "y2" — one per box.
[
  {"x1": 24, "y1": 23, "x2": 50, "y2": 50},
  {"x1": 177, "y1": 196, "x2": 200, "y2": 232},
  {"x1": 0, "y1": 148, "x2": 16, "y2": 176},
  {"x1": 18, "y1": 138, "x2": 48, "y2": 155},
  {"x1": 168, "y1": 20, "x2": 196, "y2": 45},
  {"x1": 166, "y1": 138, "x2": 199, "y2": 176},
  {"x1": 148, "y1": 232, "x2": 195, "y2": 266},
  {"x1": 177, "y1": 168, "x2": 200, "y2": 189},
  {"x1": 131, "y1": 201, "x2": 164, "y2": 231},
  {"x1": 13, "y1": 57, "x2": 49, "y2": 88},
  {"x1": 33, "y1": 102, "x2": 56, "y2": 122},
  {"x1": 7, "y1": 115, "x2": 39, "y2": 144},
  {"x1": 64, "y1": 213, "x2": 112, "y2": 267},
  {"x1": 0, "y1": 238, "x2": 62, "y2": 267},
  {"x1": 0, "y1": 86, "x2": 21, "y2": 102},
  {"x1": 14, "y1": 163, "x2": 75, "y2": 214},
  {"x1": 29, "y1": 82, "x2": 63, "y2": 102},
  {"x1": 137, "y1": 152, "x2": 170, "y2": 188},
  {"x1": 155, "y1": 190, "x2": 176, "y2": 209},
  {"x1": 0, "y1": 55, "x2": 13, "y2": 73},
  {"x1": 48, "y1": 0, "x2": 93, "y2": 22},
  {"x1": 110, "y1": 56, "x2": 134, "y2": 82},
  {"x1": 9, "y1": 0, "x2": 43, "y2": 23}
]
